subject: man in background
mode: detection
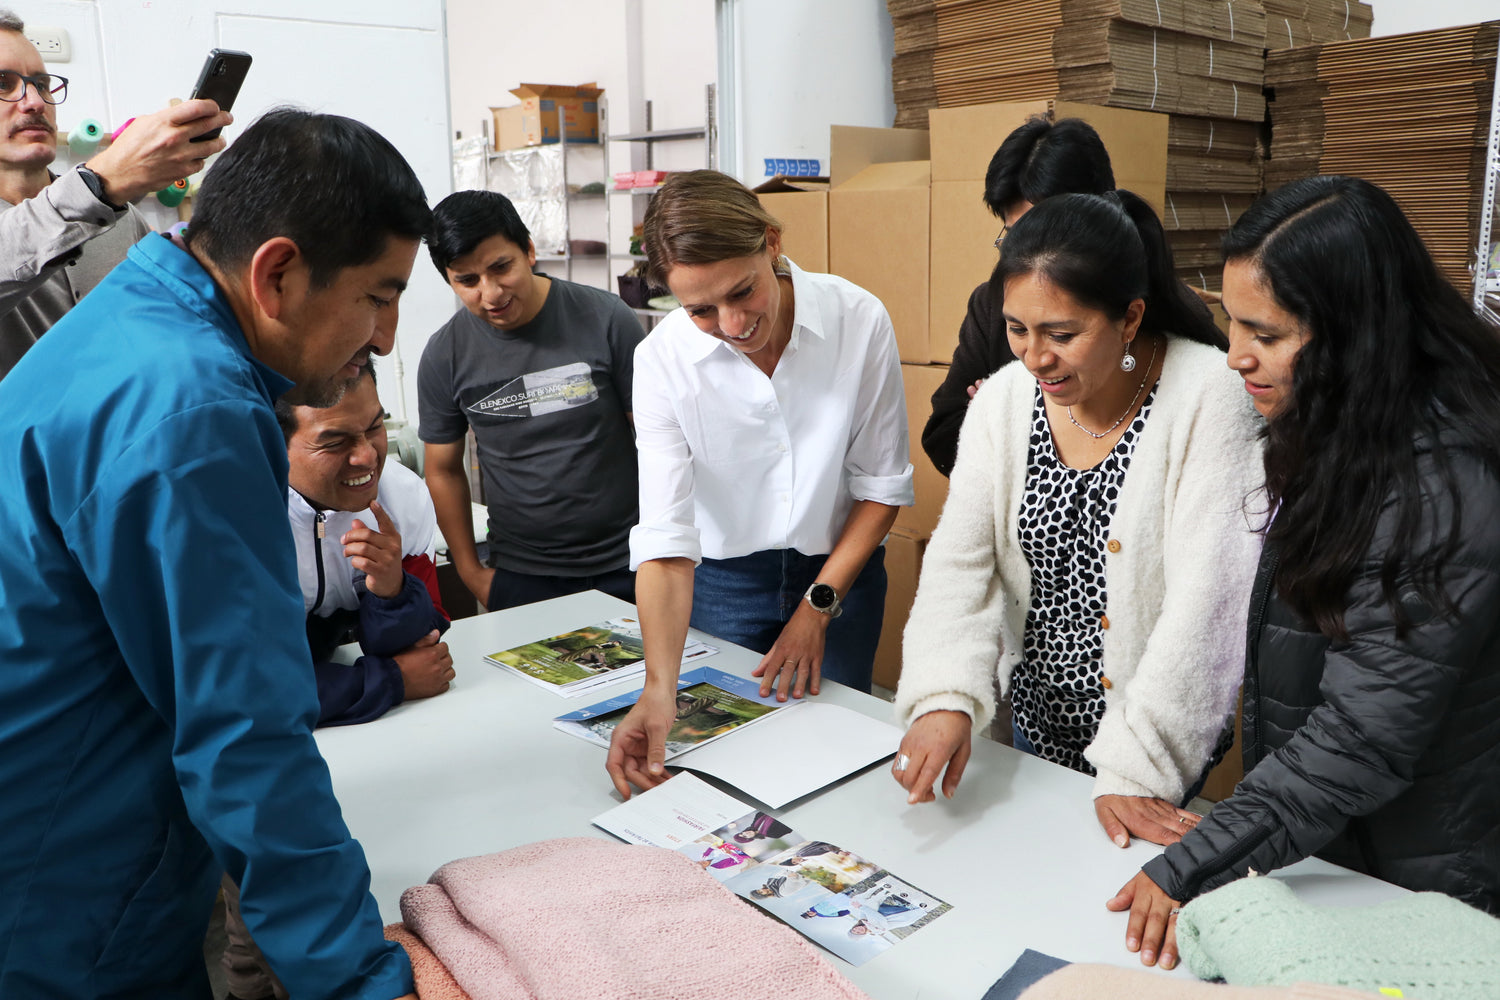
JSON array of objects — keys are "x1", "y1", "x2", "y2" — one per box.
[
  {"x1": 0, "y1": 7, "x2": 230, "y2": 376},
  {"x1": 419, "y1": 189, "x2": 643, "y2": 612}
]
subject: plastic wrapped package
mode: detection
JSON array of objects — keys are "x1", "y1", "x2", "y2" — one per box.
[
  {"x1": 451, "y1": 136, "x2": 489, "y2": 193},
  {"x1": 509, "y1": 197, "x2": 566, "y2": 256},
  {"x1": 487, "y1": 145, "x2": 565, "y2": 201}
]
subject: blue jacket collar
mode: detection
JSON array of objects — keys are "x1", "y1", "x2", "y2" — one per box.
[{"x1": 127, "y1": 234, "x2": 294, "y2": 399}]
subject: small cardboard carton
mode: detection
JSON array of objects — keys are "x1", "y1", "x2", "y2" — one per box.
[
  {"x1": 925, "y1": 100, "x2": 1169, "y2": 365},
  {"x1": 753, "y1": 176, "x2": 831, "y2": 273},
  {"x1": 492, "y1": 82, "x2": 603, "y2": 149},
  {"x1": 826, "y1": 124, "x2": 933, "y2": 364},
  {"x1": 896, "y1": 362, "x2": 951, "y2": 538},
  {"x1": 831, "y1": 160, "x2": 932, "y2": 364},
  {"x1": 492, "y1": 105, "x2": 528, "y2": 153},
  {"x1": 872, "y1": 527, "x2": 929, "y2": 691}
]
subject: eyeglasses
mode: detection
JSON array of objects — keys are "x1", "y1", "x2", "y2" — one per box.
[
  {"x1": 0, "y1": 70, "x2": 68, "y2": 105},
  {"x1": 992, "y1": 223, "x2": 1009, "y2": 250}
]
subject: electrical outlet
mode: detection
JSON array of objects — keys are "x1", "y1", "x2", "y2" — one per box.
[{"x1": 26, "y1": 27, "x2": 71, "y2": 63}]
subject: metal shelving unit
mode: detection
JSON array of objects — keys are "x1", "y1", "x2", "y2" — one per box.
[
  {"x1": 479, "y1": 103, "x2": 612, "y2": 289},
  {"x1": 608, "y1": 84, "x2": 718, "y2": 323}
]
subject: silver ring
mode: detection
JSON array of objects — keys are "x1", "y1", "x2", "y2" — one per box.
[
  {"x1": 1169, "y1": 907, "x2": 1182, "y2": 917},
  {"x1": 894, "y1": 753, "x2": 910, "y2": 772}
]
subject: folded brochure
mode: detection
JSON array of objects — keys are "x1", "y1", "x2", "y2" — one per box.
[
  {"x1": 595, "y1": 773, "x2": 952, "y2": 966},
  {"x1": 554, "y1": 666, "x2": 903, "y2": 808},
  {"x1": 485, "y1": 617, "x2": 717, "y2": 697}
]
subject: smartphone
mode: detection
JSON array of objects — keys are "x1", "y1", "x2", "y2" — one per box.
[{"x1": 188, "y1": 48, "x2": 252, "y2": 142}]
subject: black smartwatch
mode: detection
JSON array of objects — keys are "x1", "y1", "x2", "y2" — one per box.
[
  {"x1": 76, "y1": 164, "x2": 126, "y2": 212},
  {"x1": 804, "y1": 582, "x2": 843, "y2": 618}
]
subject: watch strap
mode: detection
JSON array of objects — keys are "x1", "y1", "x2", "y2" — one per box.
[{"x1": 76, "y1": 165, "x2": 126, "y2": 212}]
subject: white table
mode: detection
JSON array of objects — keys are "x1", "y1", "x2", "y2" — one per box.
[{"x1": 316, "y1": 591, "x2": 1404, "y2": 1000}]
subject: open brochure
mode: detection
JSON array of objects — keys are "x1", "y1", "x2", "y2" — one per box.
[
  {"x1": 554, "y1": 667, "x2": 903, "y2": 807},
  {"x1": 484, "y1": 617, "x2": 717, "y2": 698},
  {"x1": 595, "y1": 773, "x2": 952, "y2": 966}
]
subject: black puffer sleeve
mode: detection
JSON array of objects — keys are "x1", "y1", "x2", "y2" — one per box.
[{"x1": 1145, "y1": 448, "x2": 1500, "y2": 902}]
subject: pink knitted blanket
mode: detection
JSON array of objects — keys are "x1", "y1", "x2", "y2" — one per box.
[{"x1": 400, "y1": 837, "x2": 872, "y2": 1000}]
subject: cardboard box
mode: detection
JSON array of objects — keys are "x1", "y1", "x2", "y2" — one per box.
[
  {"x1": 925, "y1": 100, "x2": 1169, "y2": 366},
  {"x1": 492, "y1": 82, "x2": 603, "y2": 149},
  {"x1": 828, "y1": 125, "x2": 930, "y2": 187},
  {"x1": 754, "y1": 177, "x2": 830, "y2": 273},
  {"x1": 928, "y1": 100, "x2": 1170, "y2": 201},
  {"x1": 492, "y1": 105, "x2": 528, "y2": 153},
  {"x1": 896, "y1": 362, "x2": 951, "y2": 537},
  {"x1": 928, "y1": 178, "x2": 996, "y2": 366},
  {"x1": 830, "y1": 160, "x2": 931, "y2": 363},
  {"x1": 872, "y1": 528, "x2": 928, "y2": 692}
]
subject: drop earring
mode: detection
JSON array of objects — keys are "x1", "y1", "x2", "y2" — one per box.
[{"x1": 1120, "y1": 339, "x2": 1137, "y2": 372}]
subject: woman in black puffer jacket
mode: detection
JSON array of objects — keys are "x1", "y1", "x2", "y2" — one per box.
[{"x1": 1109, "y1": 175, "x2": 1500, "y2": 970}]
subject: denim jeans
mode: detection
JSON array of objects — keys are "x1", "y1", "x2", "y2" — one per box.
[{"x1": 690, "y1": 547, "x2": 886, "y2": 693}]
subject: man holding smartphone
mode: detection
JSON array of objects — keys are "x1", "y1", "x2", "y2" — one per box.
[
  {"x1": 0, "y1": 8, "x2": 231, "y2": 378},
  {"x1": 0, "y1": 107, "x2": 425, "y2": 1000}
]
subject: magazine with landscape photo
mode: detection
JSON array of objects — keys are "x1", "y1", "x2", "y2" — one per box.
[
  {"x1": 485, "y1": 617, "x2": 717, "y2": 697},
  {"x1": 553, "y1": 666, "x2": 785, "y2": 753}
]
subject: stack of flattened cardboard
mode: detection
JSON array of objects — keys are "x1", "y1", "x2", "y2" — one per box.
[
  {"x1": 887, "y1": 0, "x2": 1066, "y2": 129},
  {"x1": 885, "y1": 0, "x2": 1374, "y2": 294},
  {"x1": 1263, "y1": 0, "x2": 1374, "y2": 51},
  {"x1": 1053, "y1": 4, "x2": 1269, "y2": 123},
  {"x1": 1265, "y1": 21, "x2": 1500, "y2": 288},
  {"x1": 890, "y1": 0, "x2": 938, "y2": 129},
  {"x1": 1048, "y1": 1, "x2": 1268, "y2": 294}
]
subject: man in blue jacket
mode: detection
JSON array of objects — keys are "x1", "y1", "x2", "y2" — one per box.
[{"x1": 0, "y1": 108, "x2": 428, "y2": 1000}]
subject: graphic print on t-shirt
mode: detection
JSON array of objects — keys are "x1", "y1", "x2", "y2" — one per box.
[{"x1": 465, "y1": 362, "x2": 599, "y2": 420}]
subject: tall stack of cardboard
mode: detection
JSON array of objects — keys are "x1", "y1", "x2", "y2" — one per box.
[
  {"x1": 889, "y1": 0, "x2": 938, "y2": 129},
  {"x1": 1264, "y1": 21, "x2": 1500, "y2": 288},
  {"x1": 887, "y1": 0, "x2": 1065, "y2": 129},
  {"x1": 884, "y1": 1, "x2": 1374, "y2": 294},
  {"x1": 1050, "y1": 4, "x2": 1267, "y2": 294},
  {"x1": 1262, "y1": 0, "x2": 1374, "y2": 50}
]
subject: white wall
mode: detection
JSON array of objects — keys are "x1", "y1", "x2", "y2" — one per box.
[
  {"x1": 719, "y1": 0, "x2": 895, "y2": 185},
  {"x1": 1369, "y1": 0, "x2": 1498, "y2": 36},
  {"x1": 11, "y1": 0, "x2": 452, "y2": 424}
]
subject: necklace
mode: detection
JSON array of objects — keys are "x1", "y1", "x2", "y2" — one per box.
[{"x1": 1066, "y1": 335, "x2": 1160, "y2": 440}]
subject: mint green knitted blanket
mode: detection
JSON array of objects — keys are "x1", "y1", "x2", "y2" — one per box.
[{"x1": 1176, "y1": 876, "x2": 1500, "y2": 1000}]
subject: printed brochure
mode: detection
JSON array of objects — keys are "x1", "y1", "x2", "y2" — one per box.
[
  {"x1": 554, "y1": 666, "x2": 903, "y2": 807},
  {"x1": 594, "y1": 773, "x2": 953, "y2": 966},
  {"x1": 484, "y1": 617, "x2": 717, "y2": 697},
  {"x1": 553, "y1": 666, "x2": 784, "y2": 754}
]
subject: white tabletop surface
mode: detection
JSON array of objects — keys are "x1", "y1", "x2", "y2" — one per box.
[{"x1": 315, "y1": 591, "x2": 1405, "y2": 999}]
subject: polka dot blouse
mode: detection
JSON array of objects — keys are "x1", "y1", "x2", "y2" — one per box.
[{"x1": 1012, "y1": 382, "x2": 1158, "y2": 774}]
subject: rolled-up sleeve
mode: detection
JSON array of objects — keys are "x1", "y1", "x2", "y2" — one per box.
[
  {"x1": 845, "y1": 305, "x2": 915, "y2": 508},
  {"x1": 629, "y1": 337, "x2": 702, "y2": 568}
]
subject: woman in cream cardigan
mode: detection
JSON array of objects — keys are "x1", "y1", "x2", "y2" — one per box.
[{"x1": 892, "y1": 192, "x2": 1264, "y2": 848}]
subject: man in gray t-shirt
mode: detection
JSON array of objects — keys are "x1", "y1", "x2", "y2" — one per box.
[{"x1": 419, "y1": 189, "x2": 643, "y2": 611}]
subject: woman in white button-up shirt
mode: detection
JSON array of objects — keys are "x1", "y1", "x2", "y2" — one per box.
[{"x1": 606, "y1": 171, "x2": 915, "y2": 798}]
